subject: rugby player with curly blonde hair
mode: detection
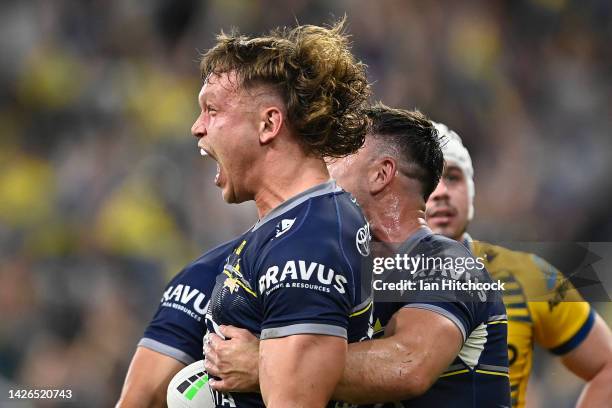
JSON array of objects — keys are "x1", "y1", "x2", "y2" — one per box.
[{"x1": 118, "y1": 19, "x2": 372, "y2": 408}]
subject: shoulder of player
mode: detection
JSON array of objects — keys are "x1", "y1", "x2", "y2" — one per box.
[
  {"x1": 472, "y1": 240, "x2": 547, "y2": 278},
  {"x1": 193, "y1": 238, "x2": 239, "y2": 264},
  {"x1": 246, "y1": 192, "x2": 368, "y2": 281},
  {"x1": 259, "y1": 192, "x2": 364, "y2": 245},
  {"x1": 171, "y1": 238, "x2": 239, "y2": 283},
  {"x1": 416, "y1": 232, "x2": 475, "y2": 260},
  {"x1": 296, "y1": 189, "x2": 365, "y2": 228}
]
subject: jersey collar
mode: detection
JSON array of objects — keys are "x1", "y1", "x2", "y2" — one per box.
[
  {"x1": 461, "y1": 232, "x2": 474, "y2": 251},
  {"x1": 252, "y1": 179, "x2": 342, "y2": 231},
  {"x1": 397, "y1": 226, "x2": 433, "y2": 255}
]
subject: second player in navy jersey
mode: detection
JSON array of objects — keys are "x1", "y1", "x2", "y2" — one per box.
[
  {"x1": 366, "y1": 227, "x2": 509, "y2": 407},
  {"x1": 328, "y1": 106, "x2": 509, "y2": 407}
]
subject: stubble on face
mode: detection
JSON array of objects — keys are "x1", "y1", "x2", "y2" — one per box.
[
  {"x1": 200, "y1": 72, "x2": 291, "y2": 205},
  {"x1": 425, "y1": 164, "x2": 470, "y2": 240},
  {"x1": 197, "y1": 73, "x2": 263, "y2": 203}
]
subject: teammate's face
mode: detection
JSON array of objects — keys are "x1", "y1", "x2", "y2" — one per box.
[
  {"x1": 191, "y1": 72, "x2": 260, "y2": 203},
  {"x1": 426, "y1": 162, "x2": 470, "y2": 240}
]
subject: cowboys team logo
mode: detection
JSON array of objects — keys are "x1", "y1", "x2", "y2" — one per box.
[
  {"x1": 223, "y1": 274, "x2": 240, "y2": 294},
  {"x1": 220, "y1": 240, "x2": 257, "y2": 297},
  {"x1": 356, "y1": 223, "x2": 371, "y2": 256}
]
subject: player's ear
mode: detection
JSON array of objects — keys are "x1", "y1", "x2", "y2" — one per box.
[
  {"x1": 369, "y1": 157, "x2": 396, "y2": 195},
  {"x1": 259, "y1": 106, "x2": 283, "y2": 145}
]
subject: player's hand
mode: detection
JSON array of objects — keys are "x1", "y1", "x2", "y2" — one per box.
[{"x1": 204, "y1": 325, "x2": 260, "y2": 393}]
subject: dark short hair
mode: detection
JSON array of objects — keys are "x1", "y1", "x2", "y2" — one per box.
[
  {"x1": 200, "y1": 18, "x2": 370, "y2": 158},
  {"x1": 366, "y1": 103, "x2": 443, "y2": 200}
]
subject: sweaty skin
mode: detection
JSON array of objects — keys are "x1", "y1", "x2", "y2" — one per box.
[{"x1": 206, "y1": 309, "x2": 463, "y2": 404}]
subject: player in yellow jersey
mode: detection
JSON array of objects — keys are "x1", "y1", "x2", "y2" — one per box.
[{"x1": 426, "y1": 122, "x2": 612, "y2": 408}]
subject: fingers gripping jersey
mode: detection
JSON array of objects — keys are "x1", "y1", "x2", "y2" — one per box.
[
  {"x1": 139, "y1": 238, "x2": 241, "y2": 364},
  {"x1": 370, "y1": 228, "x2": 510, "y2": 408},
  {"x1": 470, "y1": 239, "x2": 594, "y2": 408},
  {"x1": 206, "y1": 181, "x2": 373, "y2": 407}
]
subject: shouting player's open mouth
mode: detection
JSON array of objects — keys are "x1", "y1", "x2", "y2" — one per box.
[{"x1": 198, "y1": 144, "x2": 224, "y2": 188}]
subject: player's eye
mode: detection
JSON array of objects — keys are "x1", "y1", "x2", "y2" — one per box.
[{"x1": 444, "y1": 172, "x2": 462, "y2": 184}]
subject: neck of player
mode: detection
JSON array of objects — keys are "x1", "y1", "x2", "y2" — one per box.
[
  {"x1": 368, "y1": 191, "x2": 428, "y2": 243},
  {"x1": 253, "y1": 154, "x2": 330, "y2": 219}
]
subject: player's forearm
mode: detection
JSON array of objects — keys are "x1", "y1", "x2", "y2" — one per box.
[
  {"x1": 333, "y1": 336, "x2": 430, "y2": 404},
  {"x1": 117, "y1": 346, "x2": 185, "y2": 408},
  {"x1": 260, "y1": 335, "x2": 346, "y2": 407},
  {"x1": 560, "y1": 315, "x2": 612, "y2": 407},
  {"x1": 334, "y1": 309, "x2": 463, "y2": 404},
  {"x1": 116, "y1": 390, "x2": 165, "y2": 408},
  {"x1": 116, "y1": 376, "x2": 168, "y2": 408},
  {"x1": 576, "y1": 360, "x2": 612, "y2": 408}
]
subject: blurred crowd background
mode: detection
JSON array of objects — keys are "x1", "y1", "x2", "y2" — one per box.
[{"x1": 1, "y1": 0, "x2": 610, "y2": 406}]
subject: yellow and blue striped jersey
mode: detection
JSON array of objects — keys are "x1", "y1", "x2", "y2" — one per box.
[{"x1": 469, "y1": 239, "x2": 594, "y2": 408}]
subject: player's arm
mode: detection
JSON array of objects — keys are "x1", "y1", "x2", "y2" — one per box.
[
  {"x1": 531, "y1": 256, "x2": 612, "y2": 406},
  {"x1": 206, "y1": 328, "x2": 346, "y2": 406},
  {"x1": 206, "y1": 309, "x2": 463, "y2": 402},
  {"x1": 256, "y1": 277, "x2": 350, "y2": 408},
  {"x1": 117, "y1": 251, "x2": 222, "y2": 408},
  {"x1": 116, "y1": 346, "x2": 186, "y2": 408},
  {"x1": 206, "y1": 330, "x2": 346, "y2": 406},
  {"x1": 250, "y1": 226, "x2": 357, "y2": 407},
  {"x1": 560, "y1": 313, "x2": 612, "y2": 408},
  {"x1": 259, "y1": 334, "x2": 346, "y2": 407},
  {"x1": 333, "y1": 307, "x2": 463, "y2": 403}
]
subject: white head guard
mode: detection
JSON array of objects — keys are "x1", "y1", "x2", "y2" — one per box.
[{"x1": 433, "y1": 121, "x2": 475, "y2": 220}]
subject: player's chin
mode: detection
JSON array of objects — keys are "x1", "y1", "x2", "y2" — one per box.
[
  {"x1": 429, "y1": 221, "x2": 453, "y2": 237},
  {"x1": 221, "y1": 186, "x2": 247, "y2": 204},
  {"x1": 221, "y1": 189, "x2": 238, "y2": 204}
]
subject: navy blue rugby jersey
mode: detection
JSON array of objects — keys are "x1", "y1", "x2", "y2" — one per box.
[
  {"x1": 139, "y1": 238, "x2": 240, "y2": 364},
  {"x1": 206, "y1": 180, "x2": 374, "y2": 408},
  {"x1": 369, "y1": 227, "x2": 510, "y2": 408}
]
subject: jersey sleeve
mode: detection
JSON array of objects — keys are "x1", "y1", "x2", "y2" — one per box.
[
  {"x1": 255, "y1": 232, "x2": 355, "y2": 340},
  {"x1": 402, "y1": 302, "x2": 475, "y2": 343},
  {"x1": 530, "y1": 255, "x2": 595, "y2": 354},
  {"x1": 399, "y1": 239, "x2": 491, "y2": 342},
  {"x1": 139, "y1": 263, "x2": 216, "y2": 365}
]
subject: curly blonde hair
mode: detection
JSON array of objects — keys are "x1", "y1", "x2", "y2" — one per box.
[{"x1": 199, "y1": 18, "x2": 371, "y2": 157}]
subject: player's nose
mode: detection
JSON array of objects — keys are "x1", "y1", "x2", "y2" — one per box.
[
  {"x1": 430, "y1": 179, "x2": 449, "y2": 201},
  {"x1": 191, "y1": 116, "x2": 206, "y2": 139}
]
